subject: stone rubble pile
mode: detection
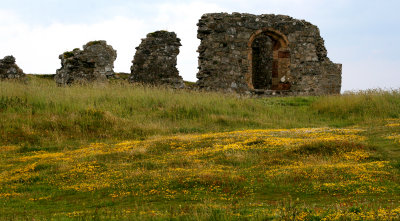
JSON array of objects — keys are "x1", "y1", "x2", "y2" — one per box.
[{"x1": 0, "y1": 55, "x2": 26, "y2": 80}]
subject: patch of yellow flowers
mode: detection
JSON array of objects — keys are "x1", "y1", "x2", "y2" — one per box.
[
  {"x1": 1, "y1": 126, "x2": 399, "y2": 219},
  {"x1": 385, "y1": 118, "x2": 400, "y2": 127}
]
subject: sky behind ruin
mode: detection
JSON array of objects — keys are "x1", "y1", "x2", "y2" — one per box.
[{"x1": 0, "y1": 0, "x2": 399, "y2": 91}]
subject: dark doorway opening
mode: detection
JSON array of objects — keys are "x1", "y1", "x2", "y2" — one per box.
[
  {"x1": 251, "y1": 35, "x2": 275, "y2": 90},
  {"x1": 247, "y1": 29, "x2": 291, "y2": 91}
]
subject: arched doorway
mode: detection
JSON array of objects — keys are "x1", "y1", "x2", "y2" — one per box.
[
  {"x1": 251, "y1": 35, "x2": 275, "y2": 89},
  {"x1": 247, "y1": 28, "x2": 291, "y2": 91}
]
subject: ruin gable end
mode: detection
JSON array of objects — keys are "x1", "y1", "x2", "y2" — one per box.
[
  {"x1": 196, "y1": 13, "x2": 342, "y2": 95},
  {"x1": 130, "y1": 31, "x2": 185, "y2": 89}
]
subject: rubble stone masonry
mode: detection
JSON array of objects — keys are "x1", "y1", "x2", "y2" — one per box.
[
  {"x1": 130, "y1": 31, "x2": 184, "y2": 89},
  {"x1": 55, "y1": 41, "x2": 117, "y2": 85},
  {"x1": 0, "y1": 56, "x2": 25, "y2": 80},
  {"x1": 196, "y1": 13, "x2": 342, "y2": 95}
]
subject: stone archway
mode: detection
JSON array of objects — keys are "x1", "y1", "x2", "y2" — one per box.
[{"x1": 247, "y1": 28, "x2": 291, "y2": 90}]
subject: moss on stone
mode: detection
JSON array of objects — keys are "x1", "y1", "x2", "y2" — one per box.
[
  {"x1": 148, "y1": 30, "x2": 170, "y2": 38},
  {"x1": 63, "y1": 51, "x2": 75, "y2": 59},
  {"x1": 86, "y1": 41, "x2": 103, "y2": 47}
]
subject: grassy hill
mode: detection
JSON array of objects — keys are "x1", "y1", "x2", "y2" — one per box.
[{"x1": 0, "y1": 76, "x2": 400, "y2": 220}]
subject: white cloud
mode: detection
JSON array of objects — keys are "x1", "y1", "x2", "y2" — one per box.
[
  {"x1": 0, "y1": 2, "x2": 224, "y2": 82},
  {"x1": 0, "y1": 9, "x2": 21, "y2": 25},
  {"x1": 0, "y1": 11, "x2": 149, "y2": 74}
]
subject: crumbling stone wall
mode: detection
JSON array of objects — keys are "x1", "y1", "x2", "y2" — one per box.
[
  {"x1": 55, "y1": 40, "x2": 117, "y2": 85},
  {"x1": 197, "y1": 13, "x2": 342, "y2": 95},
  {"x1": 0, "y1": 56, "x2": 25, "y2": 80},
  {"x1": 130, "y1": 31, "x2": 184, "y2": 88}
]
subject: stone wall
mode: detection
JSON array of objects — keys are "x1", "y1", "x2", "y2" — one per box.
[
  {"x1": 0, "y1": 56, "x2": 25, "y2": 80},
  {"x1": 196, "y1": 13, "x2": 342, "y2": 95},
  {"x1": 55, "y1": 40, "x2": 117, "y2": 85},
  {"x1": 130, "y1": 31, "x2": 184, "y2": 88}
]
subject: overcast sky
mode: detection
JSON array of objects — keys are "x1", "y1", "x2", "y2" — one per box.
[{"x1": 0, "y1": 0, "x2": 399, "y2": 91}]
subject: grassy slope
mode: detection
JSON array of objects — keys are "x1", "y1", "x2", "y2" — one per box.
[{"x1": 0, "y1": 76, "x2": 400, "y2": 220}]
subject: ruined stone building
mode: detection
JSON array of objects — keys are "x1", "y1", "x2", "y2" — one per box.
[
  {"x1": 196, "y1": 13, "x2": 342, "y2": 95},
  {"x1": 130, "y1": 31, "x2": 185, "y2": 89},
  {"x1": 55, "y1": 41, "x2": 117, "y2": 85},
  {"x1": 0, "y1": 55, "x2": 25, "y2": 80},
  {"x1": 50, "y1": 13, "x2": 340, "y2": 94}
]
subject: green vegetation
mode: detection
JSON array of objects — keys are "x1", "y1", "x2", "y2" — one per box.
[
  {"x1": 149, "y1": 30, "x2": 170, "y2": 37},
  {"x1": 0, "y1": 76, "x2": 399, "y2": 220},
  {"x1": 86, "y1": 40, "x2": 103, "y2": 46},
  {"x1": 63, "y1": 51, "x2": 75, "y2": 59}
]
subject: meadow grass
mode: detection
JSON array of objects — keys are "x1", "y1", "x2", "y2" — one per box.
[
  {"x1": 0, "y1": 76, "x2": 400, "y2": 220},
  {"x1": 1, "y1": 76, "x2": 399, "y2": 149}
]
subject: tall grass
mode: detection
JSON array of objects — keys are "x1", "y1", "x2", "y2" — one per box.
[
  {"x1": 312, "y1": 89, "x2": 400, "y2": 120},
  {"x1": 1, "y1": 76, "x2": 399, "y2": 148}
]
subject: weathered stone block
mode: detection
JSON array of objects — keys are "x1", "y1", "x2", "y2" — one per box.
[
  {"x1": 54, "y1": 40, "x2": 117, "y2": 85},
  {"x1": 0, "y1": 56, "x2": 26, "y2": 81}
]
